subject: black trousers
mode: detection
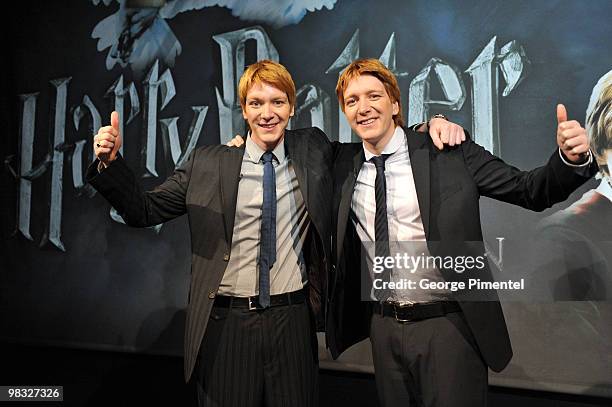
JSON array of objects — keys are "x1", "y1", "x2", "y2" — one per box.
[
  {"x1": 194, "y1": 300, "x2": 318, "y2": 407},
  {"x1": 370, "y1": 311, "x2": 488, "y2": 407}
]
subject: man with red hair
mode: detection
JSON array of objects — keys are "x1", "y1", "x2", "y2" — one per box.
[
  {"x1": 90, "y1": 60, "x2": 330, "y2": 407},
  {"x1": 328, "y1": 58, "x2": 596, "y2": 407}
]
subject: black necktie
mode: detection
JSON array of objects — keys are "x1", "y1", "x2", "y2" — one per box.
[
  {"x1": 371, "y1": 154, "x2": 391, "y2": 301},
  {"x1": 258, "y1": 151, "x2": 276, "y2": 308}
]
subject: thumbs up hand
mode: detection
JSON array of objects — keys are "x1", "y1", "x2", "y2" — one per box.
[
  {"x1": 556, "y1": 104, "x2": 590, "y2": 163},
  {"x1": 94, "y1": 111, "x2": 123, "y2": 167}
]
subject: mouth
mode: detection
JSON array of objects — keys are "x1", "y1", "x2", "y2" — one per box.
[
  {"x1": 357, "y1": 118, "x2": 377, "y2": 126},
  {"x1": 258, "y1": 122, "x2": 279, "y2": 130}
]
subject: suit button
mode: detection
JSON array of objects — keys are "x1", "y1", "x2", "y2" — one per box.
[
  {"x1": 223, "y1": 253, "x2": 230, "y2": 261},
  {"x1": 208, "y1": 291, "x2": 216, "y2": 299}
]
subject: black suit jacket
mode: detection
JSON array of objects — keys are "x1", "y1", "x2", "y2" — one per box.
[
  {"x1": 86, "y1": 127, "x2": 333, "y2": 381},
  {"x1": 326, "y1": 126, "x2": 597, "y2": 372}
]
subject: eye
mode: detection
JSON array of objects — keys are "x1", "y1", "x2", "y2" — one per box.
[
  {"x1": 345, "y1": 98, "x2": 356, "y2": 107},
  {"x1": 369, "y1": 94, "x2": 381, "y2": 100},
  {"x1": 249, "y1": 100, "x2": 260, "y2": 107},
  {"x1": 273, "y1": 100, "x2": 286, "y2": 106}
]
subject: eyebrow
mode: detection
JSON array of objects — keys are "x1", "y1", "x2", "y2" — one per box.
[
  {"x1": 344, "y1": 90, "x2": 384, "y2": 99},
  {"x1": 246, "y1": 96, "x2": 288, "y2": 102}
]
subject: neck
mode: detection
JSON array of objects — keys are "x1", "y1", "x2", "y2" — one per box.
[{"x1": 362, "y1": 126, "x2": 396, "y2": 155}]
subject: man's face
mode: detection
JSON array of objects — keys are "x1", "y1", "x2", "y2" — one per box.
[
  {"x1": 242, "y1": 82, "x2": 294, "y2": 151},
  {"x1": 342, "y1": 74, "x2": 399, "y2": 147}
]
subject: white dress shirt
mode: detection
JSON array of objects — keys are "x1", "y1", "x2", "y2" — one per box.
[{"x1": 351, "y1": 126, "x2": 451, "y2": 302}]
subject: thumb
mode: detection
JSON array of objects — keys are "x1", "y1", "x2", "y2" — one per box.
[
  {"x1": 556, "y1": 104, "x2": 567, "y2": 124},
  {"x1": 110, "y1": 111, "x2": 122, "y2": 161},
  {"x1": 111, "y1": 111, "x2": 120, "y2": 131}
]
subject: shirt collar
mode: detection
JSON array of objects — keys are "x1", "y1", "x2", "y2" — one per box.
[
  {"x1": 363, "y1": 126, "x2": 405, "y2": 161},
  {"x1": 596, "y1": 177, "x2": 612, "y2": 202},
  {"x1": 245, "y1": 132, "x2": 287, "y2": 163}
]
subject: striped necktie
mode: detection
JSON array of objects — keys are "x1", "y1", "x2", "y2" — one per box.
[{"x1": 371, "y1": 154, "x2": 391, "y2": 301}]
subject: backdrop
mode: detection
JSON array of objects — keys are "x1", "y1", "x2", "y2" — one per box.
[{"x1": 1, "y1": 0, "x2": 610, "y2": 398}]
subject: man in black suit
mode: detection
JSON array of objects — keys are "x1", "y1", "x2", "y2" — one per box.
[
  {"x1": 326, "y1": 58, "x2": 597, "y2": 407},
  {"x1": 88, "y1": 60, "x2": 332, "y2": 407}
]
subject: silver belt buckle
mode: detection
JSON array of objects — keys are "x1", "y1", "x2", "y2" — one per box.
[
  {"x1": 392, "y1": 301, "x2": 415, "y2": 323},
  {"x1": 248, "y1": 296, "x2": 258, "y2": 311}
]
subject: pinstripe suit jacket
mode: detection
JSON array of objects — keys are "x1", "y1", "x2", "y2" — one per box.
[{"x1": 86, "y1": 127, "x2": 333, "y2": 381}]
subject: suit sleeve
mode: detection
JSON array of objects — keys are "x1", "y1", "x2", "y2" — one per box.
[
  {"x1": 460, "y1": 131, "x2": 598, "y2": 211},
  {"x1": 85, "y1": 150, "x2": 197, "y2": 227}
]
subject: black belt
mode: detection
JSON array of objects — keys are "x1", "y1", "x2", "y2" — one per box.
[
  {"x1": 373, "y1": 300, "x2": 461, "y2": 323},
  {"x1": 214, "y1": 289, "x2": 306, "y2": 311}
]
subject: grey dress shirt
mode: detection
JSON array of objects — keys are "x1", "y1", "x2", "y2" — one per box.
[{"x1": 218, "y1": 135, "x2": 310, "y2": 296}]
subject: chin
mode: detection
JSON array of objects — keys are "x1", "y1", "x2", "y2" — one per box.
[
  {"x1": 253, "y1": 132, "x2": 284, "y2": 148},
  {"x1": 264, "y1": 132, "x2": 283, "y2": 143},
  {"x1": 355, "y1": 130, "x2": 383, "y2": 143}
]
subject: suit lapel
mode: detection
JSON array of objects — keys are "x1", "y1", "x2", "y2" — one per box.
[
  {"x1": 337, "y1": 145, "x2": 364, "y2": 258},
  {"x1": 284, "y1": 131, "x2": 308, "y2": 202},
  {"x1": 404, "y1": 126, "x2": 431, "y2": 239},
  {"x1": 220, "y1": 145, "x2": 245, "y2": 245}
]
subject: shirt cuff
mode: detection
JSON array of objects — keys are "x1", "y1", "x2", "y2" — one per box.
[
  {"x1": 558, "y1": 148, "x2": 593, "y2": 174},
  {"x1": 410, "y1": 122, "x2": 427, "y2": 132}
]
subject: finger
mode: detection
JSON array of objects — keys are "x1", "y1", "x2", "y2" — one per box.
[
  {"x1": 439, "y1": 125, "x2": 450, "y2": 145},
  {"x1": 560, "y1": 127, "x2": 586, "y2": 141},
  {"x1": 440, "y1": 126, "x2": 454, "y2": 146},
  {"x1": 431, "y1": 128, "x2": 444, "y2": 150},
  {"x1": 562, "y1": 136, "x2": 585, "y2": 150},
  {"x1": 448, "y1": 126, "x2": 456, "y2": 146},
  {"x1": 452, "y1": 126, "x2": 462, "y2": 145},
  {"x1": 111, "y1": 111, "x2": 120, "y2": 132},
  {"x1": 557, "y1": 104, "x2": 568, "y2": 124},
  {"x1": 455, "y1": 127, "x2": 466, "y2": 142},
  {"x1": 98, "y1": 125, "x2": 117, "y2": 134},
  {"x1": 226, "y1": 136, "x2": 240, "y2": 147},
  {"x1": 558, "y1": 120, "x2": 582, "y2": 132},
  {"x1": 571, "y1": 145, "x2": 590, "y2": 155},
  {"x1": 97, "y1": 126, "x2": 118, "y2": 139},
  {"x1": 96, "y1": 147, "x2": 112, "y2": 155},
  {"x1": 96, "y1": 133, "x2": 116, "y2": 144},
  {"x1": 97, "y1": 140, "x2": 115, "y2": 149}
]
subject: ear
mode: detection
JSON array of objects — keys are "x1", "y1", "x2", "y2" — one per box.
[
  {"x1": 290, "y1": 105, "x2": 295, "y2": 117},
  {"x1": 392, "y1": 100, "x2": 399, "y2": 116},
  {"x1": 242, "y1": 106, "x2": 248, "y2": 120}
]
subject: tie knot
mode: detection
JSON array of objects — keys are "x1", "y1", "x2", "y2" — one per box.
[
  {"x1": 371, "y1": 154, "x2": 389, "y2": 170},
  {"x1": 262, "y1": 151, "x2": 275, "y2": 164}
]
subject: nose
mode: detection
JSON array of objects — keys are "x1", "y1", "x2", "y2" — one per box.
[
  {"x1": 357, "y1": 98, "x2": 371, "y2": 115},
  {"x1": 261, "y1": 103, "x2": 273, "y2": 119}
]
